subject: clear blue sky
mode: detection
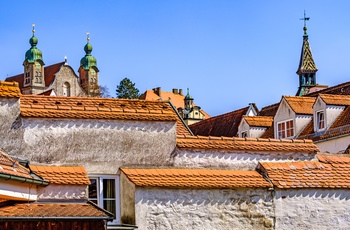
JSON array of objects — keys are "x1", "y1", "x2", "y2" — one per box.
[{"x1": 1, "y1": 1, "x2": 349, "y2": 116}]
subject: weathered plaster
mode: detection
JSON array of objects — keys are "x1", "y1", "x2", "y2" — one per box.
[
  {"x1": 135, "y1": 187, "x2": 274, "y2": 230},
  {"x1": 275, "y1": 189, "x2": 350, "y2": 230},
  {"x1": 120, "y1": 172, "x2": 136, "y2": 225},
  {"x1": 37, "y1": 184, "x2": 87, "y2": 200},
  {"x1": 174, "y1": 149, "x2": 316, "y2": 170}
]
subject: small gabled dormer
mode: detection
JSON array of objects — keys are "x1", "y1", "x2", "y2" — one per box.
[
  {"x1": 274, "y1": 96, "x2": 315, "y2": 139},
  {"x1": 313, "y1": 94, "x2": 347, "y2": 133},
  {"x1": 238, "y1": 115, "x2": 273, "y2": 138}
]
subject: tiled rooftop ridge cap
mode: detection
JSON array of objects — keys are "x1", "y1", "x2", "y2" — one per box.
[{"x1": 176, "y1": 135, "x2": 314, "y2": 143}]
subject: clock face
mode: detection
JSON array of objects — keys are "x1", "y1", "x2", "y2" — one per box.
[{"x1": 90, "y1": 69, "x2": 95, "y2": 75}]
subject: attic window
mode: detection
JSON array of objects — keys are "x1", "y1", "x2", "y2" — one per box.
[
  {"x1": 316, "y1": 111, "x2": 325, "y2": 130},
  {"x1": 277, "y1": 120, "x2": 294, "y2": 138}
]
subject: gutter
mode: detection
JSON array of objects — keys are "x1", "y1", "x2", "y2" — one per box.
[{"x1": 0, "y1": 173, "x2": 49, "y2": 186}]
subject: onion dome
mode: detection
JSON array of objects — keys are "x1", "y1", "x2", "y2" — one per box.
[
  {"x1": 185, "y1": 88, "x2": 193, "y2": 100},
  {"x1": 25, "y1": 24, "x2": 43, "y2": 63},
  {"x1": 80, "y1": 32, "x2": 97, "y2": 70}
]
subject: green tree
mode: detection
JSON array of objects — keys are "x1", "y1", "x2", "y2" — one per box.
[{"x1": 116, "y1": 77, "x2": 140, "y2": 99}]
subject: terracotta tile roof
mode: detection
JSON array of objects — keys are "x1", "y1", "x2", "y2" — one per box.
[
  {"x1": 121, "y1": 168, "x2": 272, "y2": 188},
  {"x1": 306, "y1": 81, "x2": 350, "y2": 97},
  {"x1": 317, "y1": 154, "x2": 350, "y2": 164},
  {"x1": 5, "y1": 62, "x2": 65, "y2": 89},
  {"x1": 0, "y1": 150, "x2": 44, "y2": 183},
  {"x1": 140, "y1": 88, "x2": 210, "y2": 118},
  {"x1": 243, "y1": 116, "x2": 273, "y2": 127},
  {"x1": 318, "y1": 94, "x2": 350, "y2": 106},
  {"x1": 0, "y1": 201, "x2": 113, "y2": 220},
  {"x1": 260, "y1": 123, "x2": 275, "y2": 139},
  {"x1": 19, "y1": 95, "x2": 177, "y2": 122},
  {"x1": 30, "y1": 165, "x2": 90, "y2": 185},
  {"x1": 0, "y1": 81, "x2": 21, "y2": 98},
  {"x1": 297, "y1": 119, "x2": 314, "y2": 138},
  {"x1": 283, "y1": 96, "x2": 316, "y2": 114},
  {"x1": 258, "y1": 102, "x2": 279, "y2": 116},
  {"x1": 176, "y1": 135, "x2": 319, "y2": 153},
  {"x1": 259, "y1": 155, "x2": 350, "y2": 189},
  {"x1": 189, "y1": 106, "x2": 250, "y2": 137}
]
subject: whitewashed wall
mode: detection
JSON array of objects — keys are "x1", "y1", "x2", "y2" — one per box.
[
  {"x1": 316, "y1": 135, "x2": 350, "y2": 153},
  {"x1": 37, "y1": 184, "x2": 87, "y2": 200},
  {"x1": 275, "y1": 189, "x2": 350, "y2": 230},
  {"x1": 174, "y1": 149, "x2": 316, "y2": 170},
  {"x1": 135, "y1": 187, "x2": 274, "y2": 230}
]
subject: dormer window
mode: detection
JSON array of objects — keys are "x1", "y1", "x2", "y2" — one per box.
[
  {"x1": 277, "y1": 120, "x2": 294, "y2": 138},
  {"x1": 241, "y1": 131, "x2": 248, "y2": 138},
  {"x1": 316, "y1": 111, "x2": 325, "y2": 130}
]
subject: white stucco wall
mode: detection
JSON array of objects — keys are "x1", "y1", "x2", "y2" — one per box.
[
  {"x1": 295, "y1": 115, "x2": 312, "y2": 136},
  {"x1": 135, "y1": 187, "x2": 274, "y2": 230},
  {"x1": 275, "y1": 189, "x2": 350, "y2": 230},
  {"x1": 250, "y1": 127, "x2": 268, "y2": 138},
  {"x1": 315, "y1": 135, "x2": 350, "y2": 153},
  {"x1": 174, "y1": 149, "x2": 316, "y2": 170},
  {"x1": 37, "y1": 184, "x2": 87, "y2": 200}
]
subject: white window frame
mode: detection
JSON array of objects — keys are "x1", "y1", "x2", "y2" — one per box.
[
  {"x1": 88, "y1": 175, "x2": 120, "y2": 225},
  {"x1": 277, "y1": 119, "x2": 294, "y2": 138},
  {"x1": 316, "y1": 110, "x2": 325, "y2": 131}
]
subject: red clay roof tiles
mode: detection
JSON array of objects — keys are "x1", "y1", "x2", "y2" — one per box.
[
  {"x1": 19, "y1": 95, "x2": 178, "y2": 122},
  {"x1": 243, "y1": 115, "x2": 273, "y2": 127},
  {"x1": 176, "y1": 135, "x2": 319, "y2": 153},
  {"x1": 0, "y1": 81, "x2": 21, "y2": 98},
  {"x1": 121, "y1": 168, "x2": 272, "y2": 188},
  {"x1": 283, "y1": 96, "x2": 316, "y2": 115},
  {"x1": 30, "y1": 165, "x2": 90, "y2": 185},
  {"x1": 0, "y1": 201, "x2": 112, "y2": 219},
  {"x1": 189, "y1": 106, "x2": 250, "y2": 137},
  {"x1": 318, "y1": 94, "x2": 350, "y2": 106},
  {"x1": 258, "y1": 155, "x2": 350, "y2": 188}
]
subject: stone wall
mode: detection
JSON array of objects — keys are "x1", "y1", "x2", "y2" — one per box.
[
  {"x1": 134, "y1": 187, "x2": 274, "y2": 230},
  {"x1": 274, "y1": 189, "x2": 350, "y2": 229},
  {"x1": 174, "y1": 149, "x2": 316, "y2": 170}
]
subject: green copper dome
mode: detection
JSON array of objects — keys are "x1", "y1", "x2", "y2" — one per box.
[
  {"x1": 184, "y1": 88, "x2": 193, "y2": 100},
  {"x1": 80, "y1": 42, "x2": 97, "y2": 70},
  {"x1": 25, "y1": 35, "x2": 43, "y2": 63}
]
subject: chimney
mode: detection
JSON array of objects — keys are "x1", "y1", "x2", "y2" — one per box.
[
  {"x1": 155, "y1": 87, "x2": 161, "y2": 97},
  {"x1": 179, "y1": 89, "x2": 183, "y2": 95},
  {"x1": 172, "y1": 88, "x2": 178, "y2": 94}
]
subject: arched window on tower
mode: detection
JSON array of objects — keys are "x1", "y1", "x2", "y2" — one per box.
[{"x1": 63, "y1": 82, "x2": 71, "y2": 97}]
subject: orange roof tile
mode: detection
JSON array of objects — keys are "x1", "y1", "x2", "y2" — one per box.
[
  {"x1": 121, "y1": 168, "x2": 272, "y2": 188},
  {"x1": 258, "y1": 156, "x2": 350, "y2": 188},
  {"x1": 318, "y1": 94, "x2": 350, "y2": 106},
  {"x1": 19, "y1": 95, "x2": 177, "y2": 122},
  {"x1": 189, "y1": 106, "x2": 251, "y2": 137},
  {"x1": 317, "y1": 154, "x2": 350, "y2": 164},
  {"x1": 176, "y1": 135, "x2": 319, "y2": 153},
  {"x1": 283, "y1": 96, "x2": 316, "y2": 114},
  {"x1": 243, "y1": 116, "x2": 273, "y2": 127},
  {"x1": 258, "y1": 102, "x2": 279, "y2": 116},
  {"x1": 260, "y1": 123, "x2": 275, "y2": 139},
  {"x1": 30, "y1": 165, "x2": 90, "y2": 185},
  {"x1": 0, "y1": 81, "x2": 21, "y2": 98},
  {"x1": 0, "y1": 150, "x2": 46, "y2": 184},
  {"x1": 0, "y1": 201, "x2": 112, "y2": 220},
  {"x1": 306, "y1": 81, "x2": 350, "y2": 97},
  {"x1": 141, "y1": 88, "x2": 211, "y2": 118}
]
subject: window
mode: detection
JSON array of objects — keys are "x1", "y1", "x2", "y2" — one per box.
[
  {"x1": 317, "y1": 111, "x2": 325, "y2": 130},
  {"x1": 88, "y1": 176, "x2": 120, "y2": 224},
  {"x1": 277, "y1": 120, "x2": 294, "y2": 138},
  {"x1": 241, "y1": 131, "x2": 248, "y2": 138},
  {"x1": 63, "y1": 82, "x2": 71, "y2": 96},
  {"x1": 24, "y1": 72, "x2": 31, "y2": 85}
]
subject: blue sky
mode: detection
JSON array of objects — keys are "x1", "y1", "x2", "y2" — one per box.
[{"x1": 1, "y1": 1, "x2": 350, "y2": 116}]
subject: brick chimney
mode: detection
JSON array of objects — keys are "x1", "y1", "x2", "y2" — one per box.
[{"x1": 172, "y1": 88, "x2": 178, "y2": 94}]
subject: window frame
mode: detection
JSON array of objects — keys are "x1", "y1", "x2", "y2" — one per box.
[
  {"x1": 88, "y1": 175, "x2": 120, "y2": 225},
  {"x1": 316, "y1": 110, "x2": 325, "y2": 131},
  {"x1": 277, "y1": 119, "x2": 294, "y2": 139}
]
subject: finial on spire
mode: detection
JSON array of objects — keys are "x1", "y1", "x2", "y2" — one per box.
[
  {"x1": 64, "y1": 55, "x2": 68, "y2": 64},
  {"x1": 300, "y1": 10, "x2": 310, "y2": 35},
  {"x1": 86, "y1": 32, "x2": 90, "y2": 43},
  {"x1": 32, "y1": 23, "x2": 35, "y2": 35}
]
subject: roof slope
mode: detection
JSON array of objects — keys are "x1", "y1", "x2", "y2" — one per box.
[
  {"x1": 258, "y1": 154, "x2": 350, "y2": 189},
  {"x1": 30, "y1": 165, "x2": 90, "y2": 185},
  {"x1": 176, "y1": 135, "x2": 319, "y2": 153},
  {"x1": 0, "y1": 81, "x2": 21, "y2": 98},
  {"x1": 318, "y1": 94, "x2": 350, "y2": 106},
  {"x1": 0, "y1": 201, "x2": 113, "y2": 220},
  {"x1": 5, "y1": 62, "x2": 65, "y2": 89},
  {"x1": 189, "y1": 106, "x2": 250, "y2": 137},
  {"x1": 243, "y1": 116, "x2": 273, "y2": 127},
  {"x1": 20, "y1": 95, "x2": 177, "y2": 122},
  {"x1": 121, "y1": 168, "x2": 271, "y2": 188},
  {"x1": 306, "y1": 81, "x2": 350, "y2": 97},
  {"x1": 283, "y1": 96, "x2": 316, "y2": 114},
  {"x1": 258, "y1": 103, "x2": 279, "y2": 116}
]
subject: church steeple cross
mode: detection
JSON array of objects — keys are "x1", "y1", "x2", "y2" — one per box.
[{"x1": 300, "y1": 10, "x2": 310, "y2": 28}]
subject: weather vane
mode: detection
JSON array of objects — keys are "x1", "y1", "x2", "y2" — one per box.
[
  {"x1": 300, "y1": 10, "x2": 310, "y2": 27},
  {"x1": 86, "y1": 32, "x2": 90, "y2": 42},
  {"x1": 32, "y1": 23, "x2": 35, "y2": 35}
]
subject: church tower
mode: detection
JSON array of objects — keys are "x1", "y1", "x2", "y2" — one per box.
[
  {"x1": 23, "y1": 24, "x2": 45, "y2": 94},
  {"x1": 78, "y1": 32, "x2": 100, "y2": 97},
  {"x1": 296, "y1": 12, "x2": 318, "y2": 96}
]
